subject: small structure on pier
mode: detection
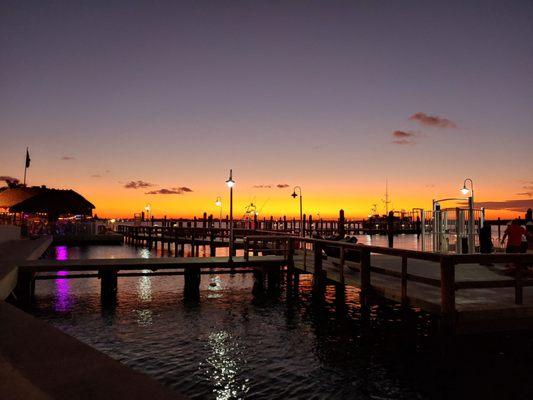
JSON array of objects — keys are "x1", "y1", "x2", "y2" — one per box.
[{"x1": 0, "y1": 186, "x2": 94, "y2": 221}]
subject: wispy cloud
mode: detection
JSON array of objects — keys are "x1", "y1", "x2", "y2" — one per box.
[
  {"x1": 391, "y1": 130, "x2": 418, "y2": 145},
  {"x1": 124, "y1": 180, "x2": 156, "y2": 189},
  {"x1": 517, "y1": 192, "x2": 532, "y2": 197},
  {"x1": 475, "y1": 199, "x2": 533, "y2": 212},
  {"x1": 393, "y1": 130, "x2": 415, "y2": 138},
  {"x1": 253, "y1": 185, "x2": 272, "y2": 189},
  {"x1": 61, "y1": 156, "x2": 76, "y2": 160},
  {"x1": 409, "y1": 112, "x2": 457, "y2": 128},
  {"x1": 91, "y1": 174, "x2": 102, "y2": 178},
  {"x1": 145, "y1": 187, "x2": 193, "y2": 195},
  {"x1": 277, "y1": 184, "x2": 290, "y2": 188},
  {"x1": 0, "y1": 176, "x2": 19, "y2": 185}
]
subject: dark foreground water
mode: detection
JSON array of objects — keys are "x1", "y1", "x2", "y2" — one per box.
[{"x1": 29, "y1": 244, "x2": 533, "y2": 400}]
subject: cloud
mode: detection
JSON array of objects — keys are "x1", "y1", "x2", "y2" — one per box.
[
  {"x1": 61, "y1": 156, "x2": 75, "y2": 160},
  {"x1": 0, "y1": 176, "x2": 19, "y2": 185},
  {"x1": 391, "y1": 130, "x2": 419, "y2": 145},
  {"x1": 145, "y1": 187, "x2": 193, "y2": 195},
  {"x1": 277, "y1": 184, "x2": 290, "y2": 188},
  {"x1": 253, "y1": 185, "x2": 272, "y2": 189},
  {"x1": 409, "y1": 112, "x2": 457, "y2": 128},
  {"x1": 474, "y1": 199, "x2": 533, "y2": 212},
  {"x1": 124, "y1": 180, "x2": 156, "y2": 189},
  {"x1": 91, "y1": 174, "x2": 102, "y2": 178},
  {"x1": 393, "y1": 130, "x2": 415, "y2": 138},
  {"x1": 517, "y1": 192, "x2": 532, "y2": 197}
]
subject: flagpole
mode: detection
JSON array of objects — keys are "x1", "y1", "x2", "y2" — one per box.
[{"x1": 23, "y1": 147, "x2": 29, "y2": 186}]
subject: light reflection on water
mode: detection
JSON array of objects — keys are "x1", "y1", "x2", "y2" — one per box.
[
  {"x1": 31, "y1": 242, "x2": 533, "y2": 400},
  {"x1": 204, "y1": 330, "x2": 249, "y2": 400}
]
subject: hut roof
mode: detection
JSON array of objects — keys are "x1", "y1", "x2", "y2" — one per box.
[{"x1": 0, "y1": 186, "x2": 94, "y2": 216}]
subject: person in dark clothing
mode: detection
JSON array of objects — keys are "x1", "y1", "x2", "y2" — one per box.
[
  {"x1": 479, "y1": 222, "x2": 493, "y2": 266},
  {"x1": 526, "y1": 208, "x2": 532, "y2": 224},
  {"x1": 479, "y1": 222, "x2": 493, "y2": 254},
  {"x1": 415, "y1": 216, "x2": 422, "y2": 238}
]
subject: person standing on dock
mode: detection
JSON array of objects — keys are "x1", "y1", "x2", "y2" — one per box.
[{"x1": 501, "y1": 219, "x2": 526, "y2": 253}]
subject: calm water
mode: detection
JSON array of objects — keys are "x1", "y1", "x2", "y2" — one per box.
[{"x1": 29, "y1": 240, "x2": 533, "y2": 400}]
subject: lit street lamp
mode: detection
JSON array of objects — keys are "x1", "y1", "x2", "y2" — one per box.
[
  {"x1": 226, "y1": 170, "x2": 235, "y2": 262},
  {"x1": 215, "y1": 196, "x2": 222, "y2": 227},
  {"x1": 460, "y1": 178, "x2": 475, "y2": 253},
  {"x1": 144, "y1": 203, "x2": 151, "y2": 222},
  {"x1": 291, "y1": 186, "x2": 303, "y2": 236}
]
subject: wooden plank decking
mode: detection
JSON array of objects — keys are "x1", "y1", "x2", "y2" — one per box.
[{"x1": 293, "y1": 249, "x2": 533, "y2": 333}]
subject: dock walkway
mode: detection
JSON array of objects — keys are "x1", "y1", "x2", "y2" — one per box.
[{"x1": 295, "y1": 250, "x2": 533, "y2": 333}]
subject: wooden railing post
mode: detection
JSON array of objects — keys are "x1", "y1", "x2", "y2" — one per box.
[
  {"x1": 244, "y1": 237, "x2": 249, "y2": 261},
  {"x1": 515, "y1": 260, "x2": 524, "y2": 305},
  {"x1": 360, "y1": 246, "x2": 371, "y2": 295},
  {"x1": 339, "y1": 246, "x2": 345, "y2": 285},
  {"x1": 401, "y1": 256, "x2": 408, "y2": 306},
  {"x1": 313, "y1": 241, "x2": 324, "y2": 294},
  {"x1": 287, "y1": 237, "x2": 295, "y2": 273},
  {"x1": 440, "y1": 256, "x2": 456, "y2": 329}
]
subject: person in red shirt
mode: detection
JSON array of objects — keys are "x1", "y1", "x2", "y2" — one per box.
[{"x1": 501, "y1": 219, "x2": 526, "y2": 253}]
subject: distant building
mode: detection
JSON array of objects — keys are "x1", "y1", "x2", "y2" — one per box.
[{"x1": 0, "y1": 186, "x2": 94, "y2": 221}]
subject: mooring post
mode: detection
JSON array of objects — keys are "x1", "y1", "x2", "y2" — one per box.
[{"x1": 338, "y1": 209, "x2": 345, "y2": 237}]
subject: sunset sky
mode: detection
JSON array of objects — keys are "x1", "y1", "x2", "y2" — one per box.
[{"x1": 1, "y1": 1, "x2": 532, "y2": 219}]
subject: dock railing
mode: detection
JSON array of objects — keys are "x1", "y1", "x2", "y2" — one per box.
[{"x1": 243, "y1": 235, "x2": 533, "y2": 325}]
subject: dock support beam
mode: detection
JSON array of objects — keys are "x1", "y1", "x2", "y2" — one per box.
[
  {"x1": 184, "y1": 267, "x2": 201, "y2": 299},
  {"x1": 15, "y1": 271, "x2": 35, "y2": 305},
  {"x1": 100, "y1": 269, "x2": 118, "y2": 301}
]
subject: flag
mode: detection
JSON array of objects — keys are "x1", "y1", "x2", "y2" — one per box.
[{"x1": 25, "y1": 148, "x2": 31, "y2": 168}]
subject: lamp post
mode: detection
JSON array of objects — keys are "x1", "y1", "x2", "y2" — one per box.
[
  {"x1": 291, "y1": 186, "x2": 303, "y2": 236},
  {"x1": 460, "y1": 178, "x2": 475, "y2": 254},
  {"x1": 144, "y1": 204, "x2": 151, "y2": 223},
  {"x1": 226, "y1": 170, "x2": 235, "y2": 262},
  {"x1": 215, "y1": 196, "x2": 222, "y2": 228}
]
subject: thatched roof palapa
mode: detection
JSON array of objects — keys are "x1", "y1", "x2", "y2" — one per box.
[{"x1": 0, "y1": 186, "x2": 94, "y2": 218}]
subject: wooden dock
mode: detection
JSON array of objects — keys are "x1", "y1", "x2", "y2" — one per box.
[
  {"x1": 244, "y1": 235, "x2": 533, "y2": 334},
  {"x1": 11, "y1": 233, "x2": 533, "y2": 334},
  {"x1": 17, "y1": 255, "x2": 287, "y2": 302}
]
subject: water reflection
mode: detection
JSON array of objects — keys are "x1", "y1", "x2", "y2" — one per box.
[
  {"x1": 204, "y1": 330, "x2": 249, "y2": 400},
  {"x1": 55, "y1": 245, "x2": 68, "y2": 261},
  {"x1": 54, "y1": 271, "x2": 72, "y2": 312},
  {"x1": 138, "y1": 272, "x2": 152, "y2": 303},
  {"x1": 207, "y1": 275, "x2": 223, "y2": 299},
  {"x1": 135, "y1": 309, "x2": 153, "y2": 326}
]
